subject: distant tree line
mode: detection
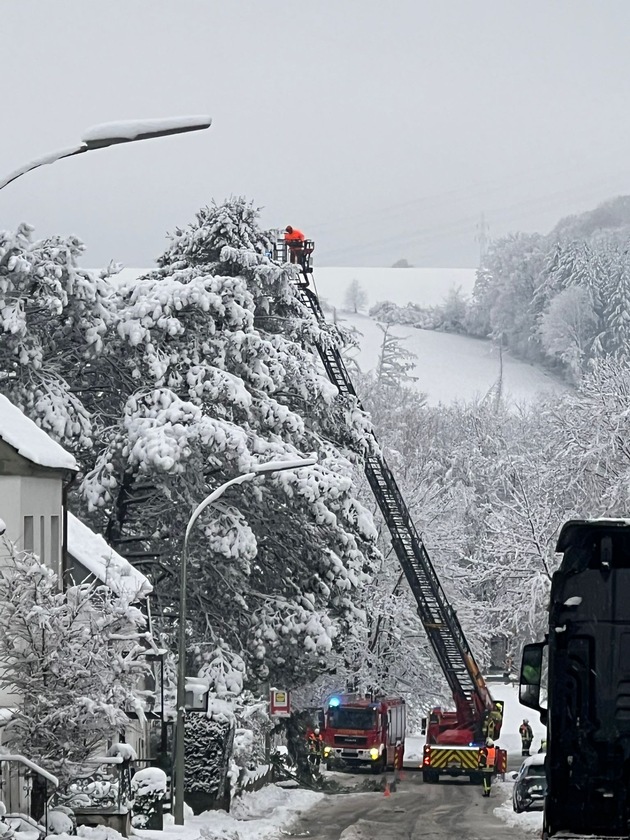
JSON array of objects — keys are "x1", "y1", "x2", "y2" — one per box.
[{"x1": 373, "y1": 195, "x2": 630, "y2": 384}]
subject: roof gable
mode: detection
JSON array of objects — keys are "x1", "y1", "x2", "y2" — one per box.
[
  {"x1": 67, "y1": 513, "x2": 152, "y2": 601},
  {"x1": 0, "y1": 395, "x2": 78, "y2": 471}
]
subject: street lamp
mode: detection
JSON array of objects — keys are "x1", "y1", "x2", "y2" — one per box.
[
  {"x1": 173, "y1": 456, "x2": 318, "y2": 825},
  {"x1": 0, "y1": 115, "x2": 212, "y2": 191}
]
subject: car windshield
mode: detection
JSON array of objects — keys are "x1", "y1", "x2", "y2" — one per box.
[
  {"x1": 525, "y1": 765, "x2": 545, "y2": 779},
  {"x1": 327, "y1": 708, "x2": 377, "y2": 730}
]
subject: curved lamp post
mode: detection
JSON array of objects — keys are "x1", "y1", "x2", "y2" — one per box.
[
  {"x1": 174, "y1": 456, "x2": 317, "y2": 824},
  {"x1": 0, "y1": 115, "x2": 212, "y2": 192}
]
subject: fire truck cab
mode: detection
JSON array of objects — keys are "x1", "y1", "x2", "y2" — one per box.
[{"x1": 322, "y1": 693, "x2": 406, "y2": 773}]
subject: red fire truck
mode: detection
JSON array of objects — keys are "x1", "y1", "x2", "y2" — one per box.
[
  {"x1": 321, "y1": 693, "x2": 406, "y2": 773},
  {"x1": 421, "y1": 703, "x2": 506, "y2": 783}
]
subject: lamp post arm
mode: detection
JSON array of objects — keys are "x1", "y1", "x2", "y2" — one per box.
[
  {"x1": 184, "y1": 472, "x2": 257, "y2": 544},
  {"x1": 174, "y1": 456, "x2": 317, "y2": 825},
  {"x1": 0, "y1": 143, "x2": 88, "y2": 191},
  {"x1": 0, "y1": 115, "x2": 212, "y2": 193}
]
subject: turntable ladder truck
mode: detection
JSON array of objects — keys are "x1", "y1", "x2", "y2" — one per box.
[{"x1": 272, "y1": 238, "x2": 502, "y2": 782}]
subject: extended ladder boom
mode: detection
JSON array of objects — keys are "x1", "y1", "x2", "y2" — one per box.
[{"x1": 291, "y1": 268, "x2": 493, "y2": 726}]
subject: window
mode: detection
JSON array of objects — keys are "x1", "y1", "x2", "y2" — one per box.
[
  {"x1": 39, "y1": 516, "x2": 45, "y2": 563},
  {"x1": 50, "y1": 516, "x2": 60, "y2": 575},
  {"x1": 23, "y1": 516, "x2": 33, "y2": 552},
  {"x1": 327, "y1": 708, "x2": 377, "y2": 730}
]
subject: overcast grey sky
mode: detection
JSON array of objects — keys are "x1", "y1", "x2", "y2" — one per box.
[{"x1": 2, "y1": 1, "x2": 630, "y2": 269}]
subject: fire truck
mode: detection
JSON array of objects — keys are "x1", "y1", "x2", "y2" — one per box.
[
  {"x1": 421, "y1": 702, "x2": 506, "y2": 783},
  {"x1": 321, "y1": 693, "x2": 406, "y2": 773},
  {"x1": 521, "y1": 519, "x2": 630, "y2": 839},
  {"x1": 273, "y1": 238, "x2": 502, "y2": 782}
]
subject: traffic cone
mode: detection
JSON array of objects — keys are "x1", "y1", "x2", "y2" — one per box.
[{"x1": 384, "y1": 781, "x2": 391, "y2": 797}]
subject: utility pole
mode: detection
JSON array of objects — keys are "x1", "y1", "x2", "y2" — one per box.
[{"x1": 475, "y1": 212, "x2": 490, "y2": 267}]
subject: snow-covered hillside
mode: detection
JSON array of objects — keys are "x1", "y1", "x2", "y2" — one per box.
[
  {"x1": 313, "y1": 266, "x2": 476, "y2": 310},
  {"x1": 338, "y1": 311, "x2": 565, "y2": 406}
]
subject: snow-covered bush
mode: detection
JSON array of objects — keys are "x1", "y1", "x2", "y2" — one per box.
[
  {"x1": 130, "y1": 767, "x2": 167, "y2": 829},
  {"x1": 0, "y1": 543, "x2": 151, "y2": 784}
]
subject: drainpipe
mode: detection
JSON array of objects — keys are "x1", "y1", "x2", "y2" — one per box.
[{"x1": 61, "y1": 468, "x2": 78, "y2": 586}]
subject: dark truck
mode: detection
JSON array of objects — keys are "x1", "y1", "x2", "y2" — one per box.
[{"x1": 520, "y1": 518, "x2": 630, "y2": 839}]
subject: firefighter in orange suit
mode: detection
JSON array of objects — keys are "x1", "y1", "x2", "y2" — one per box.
[
  {"x1": 284, "y1": 226, "x2": 306, "y2": 264},
  {"x1": 478, "y1": 738, "x2": 498, "y2": 796}
]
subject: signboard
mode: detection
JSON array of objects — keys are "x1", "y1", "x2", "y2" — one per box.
[{"x1": 270, "y1": 688, "x2": 291, "y2": 717}]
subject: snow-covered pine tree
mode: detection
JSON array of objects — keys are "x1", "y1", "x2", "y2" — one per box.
[
  {"x1": 540, "y1": 286, "x2": 598, "y2": 380},
  {"x1": 0, "y1": 223, "x2": 118, "y2": 457},
  {"x1": 77, "y1": 197, "x2": 380, "y2": 695},
  {"x1": 601, "y1": 245, "x2": 630, "y2": 356}
]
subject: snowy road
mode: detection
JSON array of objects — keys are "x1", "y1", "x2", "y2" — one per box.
[{"x1": 284, "y1": 771, "x2": 534, "y2": 840}]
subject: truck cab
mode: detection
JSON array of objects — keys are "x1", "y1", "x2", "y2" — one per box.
[
  {"x1": 322, "y1": 693, "x2": 405, "y2": 773},
  {"x1": 520, "y1": 519, "x2": 630, "y2": 839}
]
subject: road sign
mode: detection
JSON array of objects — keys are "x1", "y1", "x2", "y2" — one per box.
[{"x1": 270, "y1": 688, "x2": 290, "y2": 717}]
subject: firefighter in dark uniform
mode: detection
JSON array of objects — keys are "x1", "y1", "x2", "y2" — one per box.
[
  {"x1": 307, "y1": 726, "x2": 322, "y2": 769},
  {"x1": 519, "y1": 719, "x2": 534, "y2": 755}
]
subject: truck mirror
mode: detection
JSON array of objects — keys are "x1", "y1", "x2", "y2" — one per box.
[
  {"x1": 519, "y1": 642, "x2": 546, "y2": 711},
  {"x1": 421, "y1": 717, "x2": 427, "y2": 735}
]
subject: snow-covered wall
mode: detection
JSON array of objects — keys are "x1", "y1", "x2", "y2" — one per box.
[{"x1": 0, "y1": 473, "x2": 64, "y2": 576}]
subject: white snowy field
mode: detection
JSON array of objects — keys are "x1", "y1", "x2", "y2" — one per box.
[
  {"x1": 313, "y1": 266, "x2": 477, "y2": 310},
  {"x1": 339, "y1": 311, "x2": 566, "y2": 406}
]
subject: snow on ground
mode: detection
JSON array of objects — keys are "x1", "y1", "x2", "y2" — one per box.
[
  {"x1": 492, "y1": 779, "x2": 543, "y2": 835},
  {"x1": 339, "y1": 311, "x2": 565, "y2": 406},
  {"x1": 402, "y1": 734, "x2": 423, "y2": 768},
  {"x1": 313, "y1": 266, "x2": 477, "y2": 310},
  {"x1": 132, "y1": 785, "x2": 323, "y2": 840}
]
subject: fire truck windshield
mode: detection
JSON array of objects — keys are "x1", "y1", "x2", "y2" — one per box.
[{"x1": 328, "y1": 707, "x2": 377, "y2": 730}]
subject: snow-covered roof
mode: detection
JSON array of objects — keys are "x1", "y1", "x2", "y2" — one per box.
[
  {"x1": 0, "y1": 394, "x2": 78, "y2": 471},
  {"x1": 67, "y1": 513, "x2": 153, "y2": 600}
]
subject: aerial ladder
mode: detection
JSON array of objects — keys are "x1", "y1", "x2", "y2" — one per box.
[{"x1": 272, "y1": 237, "x2": 500, "y2": 771}]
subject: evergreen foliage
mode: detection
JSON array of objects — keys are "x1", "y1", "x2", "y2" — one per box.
[{"x1": 0, "y1": 200, "x2": 382, "y2": 704}]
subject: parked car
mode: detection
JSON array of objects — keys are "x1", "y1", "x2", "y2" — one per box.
[{"x1": 512, "y1": 753, "x2": 547, "y2": 813}]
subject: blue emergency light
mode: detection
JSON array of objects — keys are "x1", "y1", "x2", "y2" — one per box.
[{"x1": 328, "y1": 696, "x2": 341, "y2": 707}]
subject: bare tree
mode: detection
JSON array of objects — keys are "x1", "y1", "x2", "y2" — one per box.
[{"x1": 344, "y1": 279, "x2": 368, "y2": 313}]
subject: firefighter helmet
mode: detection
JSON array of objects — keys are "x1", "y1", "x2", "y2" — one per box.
[{"x1": 486, "y1": 738, "x2": 494, "y2": 746}]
